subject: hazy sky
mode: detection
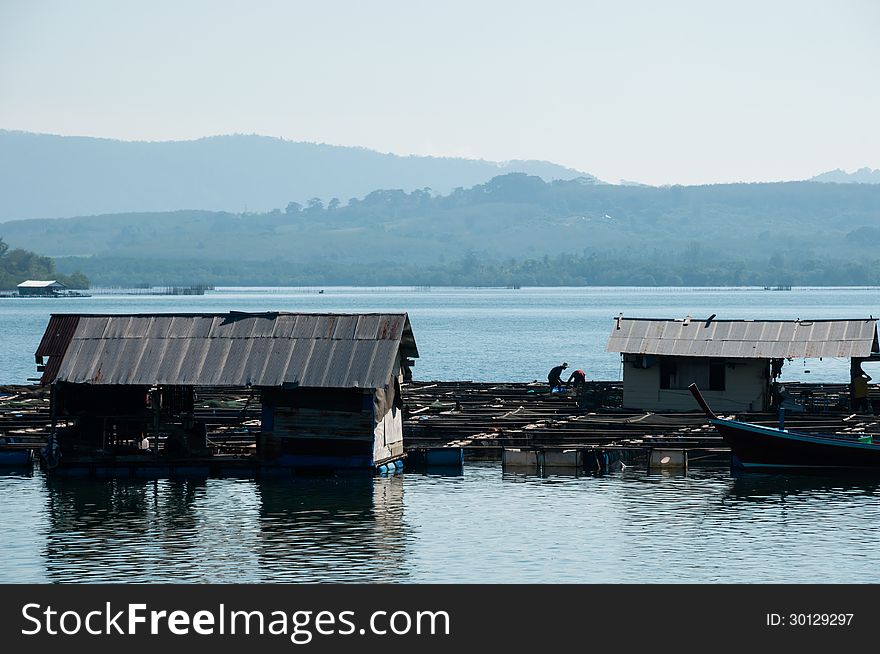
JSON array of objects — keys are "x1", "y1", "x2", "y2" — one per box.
[{"x1": 1, "y1": 0, "x2": 878, "y2": 185}]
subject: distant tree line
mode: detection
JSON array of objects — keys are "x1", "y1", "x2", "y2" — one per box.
[{"x1": 54, "y1": 249, "x2": 880, "y2": 288}]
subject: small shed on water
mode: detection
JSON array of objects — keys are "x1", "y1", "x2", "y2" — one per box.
[
  {"x1": 606, "y1": 316, "x2": 879, "y2": 412},
  {"x1": 18, "y1": 280, "x2": 66, "y2": 297},
  {"x1": 35, "y1": 311, "x2": 418, "y2": 469}
]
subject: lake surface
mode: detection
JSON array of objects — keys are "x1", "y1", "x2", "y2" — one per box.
[
  {"x1": 2, "y1": 286, "x2": 880, "y2": 583},
  {"x1": 2, "y1": 285, "x2": 879, "y2": 384},
  {"x1": 3, "y1": 464, "x2": 880, "y2": 583}
]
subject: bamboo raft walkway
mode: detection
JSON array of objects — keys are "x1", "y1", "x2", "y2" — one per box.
[
  {"x1": 5, "y1": 381, "x2": 880, "y2": 463},
  {"x1": 401, "y1": 380, "x2": 880, "y2": 460}
]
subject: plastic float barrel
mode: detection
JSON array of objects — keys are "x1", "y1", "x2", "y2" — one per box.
[
  {"x1": 502, "y1": 448, "x2": 539, "y2": 469},
  {"x1": 648, "y1": 449, "x2": 687, "y2": 470},
  {"x1": 424, "y1": 448, "x2": 464, "y2": 467},
  {"x1": 542, "y1": 449, "x2": 582, "y2": 468},
  {"x1": 0, "y1": 449, "x2": 33, "y2": 466}
]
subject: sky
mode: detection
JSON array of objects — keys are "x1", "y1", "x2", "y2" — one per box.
[{"x1": 1, "y1": 0, "x2": 878, "y2": 186}]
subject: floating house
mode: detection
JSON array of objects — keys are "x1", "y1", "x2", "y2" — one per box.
[
  {"x1": 17, "y1": 280, "x2": 66, "y2": 297},
  {"x1": 34, "y1": 312, "x2": 418, "y2": 472},
  {"x1": 606, "y1": 316, "x2": 879, "y2": 412}
]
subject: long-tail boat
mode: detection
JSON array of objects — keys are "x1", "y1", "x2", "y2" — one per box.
[{"x1": 688, "y1": 383, "x2": 880, "y2": 469}]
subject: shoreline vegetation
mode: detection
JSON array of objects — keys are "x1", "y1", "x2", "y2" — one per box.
[
  {"x1": 2, "y1": 172, "x2": 879, "y2": 288},
  {"x1": 49, "y1": 252, "x2": 880, "y2": 288},
  {"x1": 0, "y1": 238, "x2": 88, "y2": 290}
]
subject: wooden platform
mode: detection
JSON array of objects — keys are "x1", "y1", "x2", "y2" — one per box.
[
  {"x1": 401, "y1": 381, "x2": 880, "y2": 459},
  {"x1": 5, "y1": 382, "x2": 880, "y2": 467}
]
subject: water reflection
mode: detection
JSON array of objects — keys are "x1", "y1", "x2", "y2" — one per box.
[
  {"x1": 422, "y1": 466, "x2": 464, "y2": 478},
  {"x1": 43, "y1": 476, "x2": 209, "y2": 582},
  {"x1": 255, "y1": 474, "x2": 408, "y2": 582},
  {"x1": 646, "y1": 468, "x2": 689, "y2": 480},
  {"x1": 502, "y1": 466, "x2": 590, "y2": 481},
  {"x1": 0, "y1": 467, "x2": 33, "y2": 479},
  {"x1": 13, "y1": 462, "x2": 880, "y2": 583},
  {"x1": 727, "y1": 471, "x2": 880, "y2": 502},
  {"x1": 39, "y1": 472, "x2": 407, "y2": 583}
]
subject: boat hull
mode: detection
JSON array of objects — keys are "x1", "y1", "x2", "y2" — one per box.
[{"x1": 712, "y1": 418, "x2": 880, "y2": 469}]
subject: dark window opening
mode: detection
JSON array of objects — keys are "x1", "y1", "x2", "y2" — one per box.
[
  {"x1": 708, "y1": 360, "x2": 726, "y2": 391},
  {"x1": 657, "y1": 357, "x2": 726, "y2": 391},
  {"x1": 659, "y1": 360, "x2": 677, "y2": 390}
]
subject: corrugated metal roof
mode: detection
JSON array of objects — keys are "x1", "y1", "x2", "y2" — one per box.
[
  {"x1": 38, "y1": 312, "x2": 418, "y2": 388},
  {"x1": 18, "y1": 280, "x2": 63, "y2": 288},
  {"x1": 606, "y1": 317, "x2": 879, "y2": 359},
  {"x1": 35, "y1": 315, "x2": 81, "y2": 384}
]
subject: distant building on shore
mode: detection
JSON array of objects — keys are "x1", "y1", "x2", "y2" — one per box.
[{"x1": 17, "y1": 280, "x2": 66, "y2": 297}]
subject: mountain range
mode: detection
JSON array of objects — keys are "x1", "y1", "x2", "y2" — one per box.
[
  {"x1": 0, "y1": 130, "x2": 595, "y2": 222},
  {"x1": 2, "y1": 129, "x2": 876, "y2": 225},
  {"x1": 2, "y1": 129, "x2": 879, "y2": 286},
  {"x1": 809, "y1": 168, "x2": 880, "y2": 184}
]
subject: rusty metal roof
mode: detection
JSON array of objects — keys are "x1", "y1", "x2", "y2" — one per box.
[
  {"x1": 37, "y1": 312, "x2": 418, "y2": 388},
  {"x1": 606, "y1": 317, "x2": 879, "y2": 359}
]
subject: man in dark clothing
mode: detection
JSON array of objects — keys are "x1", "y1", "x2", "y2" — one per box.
[
  {"x1": 548, "y1": 362, "x2": 568, "y2": 391},
  {"x1": 566, "y1": 369, "x2": 586, "y2": 389}
]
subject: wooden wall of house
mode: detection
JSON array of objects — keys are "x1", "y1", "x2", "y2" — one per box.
[
  {"x1": 259, "y1": 387, "x2": 377, "y2": 465},
  {"x1": 373, "y1": 401, "x2": 404, "y2": 464},
  {"x1": 371, "y1": 359, "x2": 404, "y2": 464},
  {"x1": 258, "y1": 355, "x2": 408, "y2": 467},
  {"x1": 622, "y1": 355, "x2": 768, "y2": 412}
]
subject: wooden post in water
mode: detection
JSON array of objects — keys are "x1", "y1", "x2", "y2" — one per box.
[
  {"x1": 152, "y1": 387, "x2": 160, "y2": 455},
  {"x1": 49, "y1": 382, "x2": 56, "y2": 436}
]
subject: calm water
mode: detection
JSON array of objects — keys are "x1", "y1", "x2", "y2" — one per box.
[
  {"x1": 2, "y1": 286, "x2": 880, "y2": 583},
  {"x1": 2, "y1": 285, "x2": 879, "y2": 384},
  {"x1": 3, "y1": 464, "x2": 880, "y2": 583}
]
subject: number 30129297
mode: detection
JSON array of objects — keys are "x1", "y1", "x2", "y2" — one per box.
[{"x1": 766, "y1": 613, "x2": 853, "y2": 626}]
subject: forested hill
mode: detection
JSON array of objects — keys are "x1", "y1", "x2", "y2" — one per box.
[
  {"x1": 0, "y1": 130, "x2": 592, "y2": 221},
  {"x1": 2, "y1": 173, "x2": 879, "y2": 286}
]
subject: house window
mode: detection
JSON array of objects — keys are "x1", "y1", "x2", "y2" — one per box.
[
  {"x1": 708, "y1": 360, "x2": 726, "y2": 391},
  {"x1": 659, "y1": 359, "x2": 677, "y2": 389},
  {"x1": 658, "y1": 358, "x2": 726, "y2": 391}
]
